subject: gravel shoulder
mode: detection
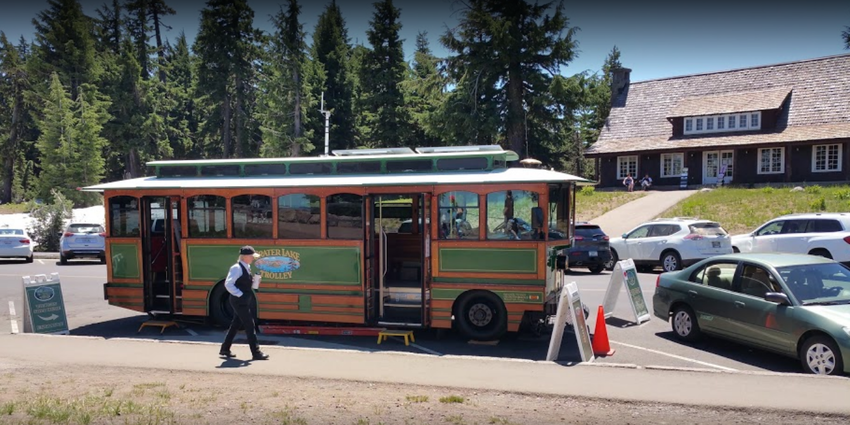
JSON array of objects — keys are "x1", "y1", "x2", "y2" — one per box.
[{"x1": 0, "y1": 364, "x2": 847, "y2": 425}]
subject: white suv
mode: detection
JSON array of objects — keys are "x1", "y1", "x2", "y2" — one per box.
[
  {"x1": 730, "y1": 213, "x2": 850, "y2": 265},
  {"x1": 608, "y1": 218, "x2": 733, "y2": 272}
]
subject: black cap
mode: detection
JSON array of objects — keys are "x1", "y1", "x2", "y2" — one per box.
[{"x1": 240, "y1": 246, "x2": 260, "y2": 257}]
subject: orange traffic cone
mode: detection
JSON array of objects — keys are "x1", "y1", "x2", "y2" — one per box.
[{"x1": 592, "y1": 305, "x2": 616, "y2": 356}]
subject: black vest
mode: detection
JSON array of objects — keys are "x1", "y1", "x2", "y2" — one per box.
[{"x1": 234, "y1": 263, "x2": 253, "y2": 296}]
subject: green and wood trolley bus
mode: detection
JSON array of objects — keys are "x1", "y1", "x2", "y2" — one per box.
[{"x1": 85, "y1": 145, "x2": 582, "y2": 340}]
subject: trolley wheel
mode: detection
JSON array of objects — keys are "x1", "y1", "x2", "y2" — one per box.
[{"x1": 455, "y1": 291, "x2": 507, "y2": 341}]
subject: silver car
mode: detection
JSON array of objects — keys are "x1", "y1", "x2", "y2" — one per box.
[
  {"x1": 59, "y1": 223, "x2": 106, "y2": 264},
  {"x1": 0, "y1": 227, "x2": 34, "y2": 262}
]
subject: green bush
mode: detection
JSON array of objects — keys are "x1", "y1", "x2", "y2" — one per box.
[
  {"x1": 810, "y1": 197, "x2": 826, "y2": 212},
  {"x1": 804, "y1": 185, "x2": 822, "y2": 194},
  {"x1": 835, "y1": 189, "x2": 850, "y2": 200},
  {"x1": 29, "y1": 189, "x2": 72, "y2": 252},
  {"x1": 580, "y1": 186, "x2": 595, "y2": 196},
  {"x1": 761, "y1": 186, "x2": 775, "y2": 194}
]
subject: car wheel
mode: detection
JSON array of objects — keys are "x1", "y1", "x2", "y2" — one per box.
[
  {"x1": 605, "y1": 249, "x2": 618, "y2": 271},
  {"x1": 455, "y1": 291, "x2": 507, "y2": 341},
  {"x1": 800, "y1": 335, "x2": 843, "y2": 376},
  {"x1": 808, "y1": 249, "x2": 833, "y2": 260},
  {"x1": 661, "y1": 250, "x2": 681, "y2": 272},
  {"x1": 671, "y1": 305, "x2": 701, "y2": 342},
  {"x1": 59, "y1": 254, "x2": 68, "y2": 265},
  {"x1": 100, "y1": 255, "x2": 107, "y2": 264},
  {"x1": 25, "y1": 255, "x2": 34, "y2": 263},
  {"x1": 588, "y1": 264, "x2": 604, "y2": 274},
  {"x1": 732, "y1": 246, "x2": 740, "y2": 253}
]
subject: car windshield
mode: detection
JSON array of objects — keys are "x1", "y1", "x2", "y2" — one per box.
[
  {"x1": 777, "y1": 263, "x2": 850, "y2": 305},
  {"x1": 0, "y1": 229, "x2": 24, "y2": 235},
  {"x1": 575, "y1": 226, "x2": 605, "y2": 238},
  {"x1": 68, "y1": 224, "x2": 105, "y2": 234},
  {"x1": 689, "y1": 222, "x2": 727, "y2": 236}
]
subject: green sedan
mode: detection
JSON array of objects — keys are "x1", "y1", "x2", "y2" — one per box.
[{"x1": 653, "y1": 253, "x2": 850, "y2": 375}]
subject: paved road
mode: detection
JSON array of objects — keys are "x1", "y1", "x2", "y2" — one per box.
[
  {"x1": 0, "y1": 261, "x2": 806, "y2": 375},
  {"x1": 590, "y1": 189, "x2": 698, "y2": 237}
]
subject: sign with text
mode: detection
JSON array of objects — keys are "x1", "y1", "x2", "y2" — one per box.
[
  {"x1": 679, "y1": 167, "x2": 689, "y2": 189},
  {"x1": 546, "y1": 279, "x2": 594, "y2": 363},
  {"x1": 602, "y1": 259, "x2": 651, "y2": 325},
  {"x1": 22, "y1": 273, "x2": 69, "y2": 335}
]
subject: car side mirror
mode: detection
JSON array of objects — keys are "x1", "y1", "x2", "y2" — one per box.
[
  {"x1": 622, "y1": 233, "x2": 628, "y2": 239},
  {"x1": 765, "y1": 292, "x2": 790, "y2": 305}
]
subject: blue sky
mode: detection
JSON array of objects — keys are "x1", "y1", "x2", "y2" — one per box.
[{"x1": 1, "y1": 0, "x2": 848, "y2": 82}]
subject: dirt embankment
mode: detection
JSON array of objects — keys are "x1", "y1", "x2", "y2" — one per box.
[{"x1": 0, "y1": 364, "x2": 846, "y2": 425}]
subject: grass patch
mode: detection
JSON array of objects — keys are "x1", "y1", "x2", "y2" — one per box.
[
  {"x1": 439, "y1": 395, "x2": 465, "y2": 404},
  {"x1": 575, "y1": 190, "x2": 646, "y2": 223},
  {"x1": 0, "y1": 203, "x2": 30, "y2": 214},
  {"x1": 661, "y1": 185, "x2": 850, "y2": 235},
  {"x1": 405, "y1": 395, "x2": 429, "y2": 403},
  {"x1": 268, "y1": 408, "x2": 308, "y2": 425},
  {"x1": 445, "y1": 414, "x2": 467, "y2": 424}
]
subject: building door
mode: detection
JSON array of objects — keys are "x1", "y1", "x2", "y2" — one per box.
[{"x1": 703, "y1": 151, "x2": 734, "y2": 185}]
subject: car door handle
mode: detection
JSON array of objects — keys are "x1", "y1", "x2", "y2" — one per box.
[
  {"x1": 688, "y1": 290, "x2": 698, "y2": 296},
  {"x1": 734, "y1": 301, "x2": 746, "y2": 308}
]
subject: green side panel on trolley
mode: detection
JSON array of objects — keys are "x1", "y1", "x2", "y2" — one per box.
[
  {"x1": 299, "y1": 295, "x2": 312, "y2": 312},
  {"x1": 110, "y1": 243, "x2": 140, "y2": 279},
  {"x1": 432, "y1": 288, "x2": 543, "y2": 304},
  {"x1": 438, "y1": 247, "x2": 537, "y2": 273},
  {"x1": 186, "y1": 244, "x2": 361, "y2": 285}
]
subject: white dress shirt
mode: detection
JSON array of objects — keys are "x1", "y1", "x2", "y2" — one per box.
[{"x1": 224, "y1": 260, "x2": 251, "y2": 297}]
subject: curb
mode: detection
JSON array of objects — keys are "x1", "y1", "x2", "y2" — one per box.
[{"x1": 33, "y1": 252, "x2": 60, "y2": 259}]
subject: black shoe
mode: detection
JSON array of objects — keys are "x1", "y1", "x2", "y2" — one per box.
[
  {"x1": 219, "y1": 351, "x2": 236, "y2": 358},
  {"x1": 251, "y1": 351, "x2": 269, "y2": 361}
]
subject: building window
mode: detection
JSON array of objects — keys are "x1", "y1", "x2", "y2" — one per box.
[
  {"x1": 327, "y1": 194, "x2": 363, "y2": 239},
  {"x1": 660, "y1": 153, "x2": 684, "y2": 178},
  {"x1": 695, "y1": 118, "x2": 703, "y2": 131},
  {"x1": 188, "y1": 195, "x2": 227, "y2": 238},
  {"x1": 738, "y1": 114, "x2": 747, "y2": 129},
  {"x1": 750, "y1": 113, "x2": 760, "y2": 128},
  {"x1": 278, "y1": 194, "x2": 321, "y2": 239},
  {"x1": 706, "y1": 117, "x2": 714, "y2": 131},
  {"x1": 717, "y1": 116, "x2": 725, "y2": 129},
  {"x1": 812, "y1": 144, "x2": 842, "y2": 172},
  {"x1": 727, "y1": 115, "x2": 736, "y2": 129},
  {"x1": 438, "y1": 191, "x2": 479, "y2": 239},
  {"x1": 685, "y1": 119, "x2": 693, "y2": 132},
  {"x1": 486, "y1": 191, "x2": 542, "y2": 240},
  {"x1": 617, "y1": 156, "x2": 638, "y2": 180},
  {"x1": 758, "y1": 148, "x2": 784, "y2": 174}
]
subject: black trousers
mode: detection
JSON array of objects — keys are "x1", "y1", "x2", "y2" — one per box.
[{"x1": 220, "y1": 294, "x2": 260, "y2": 354}]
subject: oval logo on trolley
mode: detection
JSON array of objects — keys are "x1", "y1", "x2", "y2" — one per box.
[
  {"x1": 254, "y1": 256, "x2": 301, "y2": 274},
  {"x1": 33, "y1": 286, "x2": 55, "y2": 302}
]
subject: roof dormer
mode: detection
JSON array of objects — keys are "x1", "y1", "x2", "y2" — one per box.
[{"x1": 668, "y1": 87, "x2": 791, "y2": 136}]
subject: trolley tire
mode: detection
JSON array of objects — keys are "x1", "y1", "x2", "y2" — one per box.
[
  {"x1": 209, "y1": 283, "x2": 235, "y2": 327},
  {"x1": 455, "y1": 291, "x2": 507, "y2": 341}
]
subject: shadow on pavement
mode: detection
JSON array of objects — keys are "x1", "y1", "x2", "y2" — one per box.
[{"x1": 653, "y1": 331, "x2": 801, "y2": 373}]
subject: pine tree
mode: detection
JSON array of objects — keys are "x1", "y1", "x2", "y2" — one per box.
[
  {"x1": 31, "y1": 0, "x2": 101, "y2": 99},
  {"x1": 403, "y1": 31, "x2": 447, "y2": 147},
  {"x1": 0, "y1": 33, "x2": 30, "y2": 203},
  {"x1": 358, "y1": 0, "x2": 411, "y2": 148},
  {"x1": 257, "y1": 0, "x2": 314, "y2": 157},
  {"x1": 34, "y1": 73, "x2": 75, "y2": 202},
  {"x1": 843, "y1": 26, "x2": 849, "y2": 49},
  {"x1": 124, "y1": 0, "x2": 152, "y2": 79},
  {"x1": 94, "y1": 0, "x2": 122, "y2": 55},
  {"x1": 441, "y1": 0, "x2": 578, "y2": 157},
  {"x1": 194, "y1": 0, "x2": 261, "y2": 158},
  {"x1": 161, "y1": 33, "x2": 199, "y2": 159},
  {"x1": 149, "y1": 0, "x2": 176, "y2": 83},
  {"x1": 71, "y1": 84, "x2": 110, "y2": 205},
  {"x1": 308, "y1": 1, "x2": 356, "y2": 152}
]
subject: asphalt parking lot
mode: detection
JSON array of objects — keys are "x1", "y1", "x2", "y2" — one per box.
[{"x1": 0, "y1": 261, "x2": 807, "y2": 374}]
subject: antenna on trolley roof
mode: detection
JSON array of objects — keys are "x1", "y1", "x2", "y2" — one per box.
[{"x1": 319, "y1": 92, "x2": 331, "y2": 156}]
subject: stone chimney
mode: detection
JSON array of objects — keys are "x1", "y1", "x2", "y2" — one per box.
[{"x1": 610, "y1": 67, "x2": 631, "y2": 104}]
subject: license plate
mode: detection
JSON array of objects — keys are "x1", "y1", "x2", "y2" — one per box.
[
  {"x1": 589, "y1": 251, "x2": 598, "y2": 257},
  {"x1": 712, "y1": 241, "x2": 720, "y2": 248},
  {"x1": 80, "y1": 238, "x2": 92, "y2": 243}
]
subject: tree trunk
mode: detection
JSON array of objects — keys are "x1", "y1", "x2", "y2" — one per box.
[
  {"x1": 127, "y1": 148, "x2": 140, "y2": 178},
  {"x1": 152, "y1": 7, "x2": 166, "y2": 84},
  {"x1": 291, "y1": 67, "x2": 302, "y2": 157},
  {"x1": 222, "y1": 93, "x2": 232, "y2": 158},
  {"x1": 506, "y1": 64, "x2": 525, "y2": 157},
  {"x1": 235, "y1": 79, "x2": 245, "y2": 158}
]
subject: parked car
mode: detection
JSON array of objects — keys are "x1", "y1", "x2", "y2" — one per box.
[
  {"x1": 0, "y1": 227, "x2": 34, "y2": 262},
  {"x1": 59, "y1": 223, "x2": 106, "y2": 264},
  {"x1": 557, "y1": 223, "x2": 611, "y2": 274},
  {"x1": 608, "y1": 217, "x2": 733, "y2": 272},
  {"x1": 653, "y1": 253, "x2": 850, "y2": 375},
  {"x1": 730, "y1": 213, "x2": 850, "y2": 266}
]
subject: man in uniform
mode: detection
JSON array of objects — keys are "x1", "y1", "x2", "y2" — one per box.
[{"x1": 219, "y1": 246, "x2": 269, "y2": 360}]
